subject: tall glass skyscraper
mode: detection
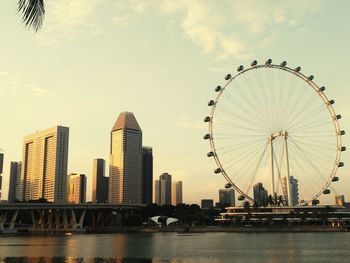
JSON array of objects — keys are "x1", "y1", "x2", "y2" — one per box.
[
  {"x1": 8, "y1": 161, "x2": 21, "y2": 203},
  {"x1": 92, "y1": 158, "x2": 108, "y2": 203},
  {"x1": 20, "y1": 126, "x2": 69, "y2": 203},
  {"x1": 142, "y1": 146, "x2": 153, "y2": 204},
  {"x1": 109, "y1": 112, "x2": 142, "y2": 204}
]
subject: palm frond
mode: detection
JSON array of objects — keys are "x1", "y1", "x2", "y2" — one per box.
[{"x1": 18, "y1": 0, "x2": 45, "y2": 32}]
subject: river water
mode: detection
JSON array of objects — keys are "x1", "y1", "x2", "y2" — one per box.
[{"x1": 0, "y1": 232, "x2": 349, "y2": 263}]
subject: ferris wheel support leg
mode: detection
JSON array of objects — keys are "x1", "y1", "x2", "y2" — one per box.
[
  {"x1": 269, "y1": 139, "x2": 275, "y2": 204},
  {"x1": 283, "y1": 132, "x2": 293, "y2": 207}
]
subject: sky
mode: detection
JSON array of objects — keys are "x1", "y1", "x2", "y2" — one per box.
[{"x1": 0, "y1": 0, "x2": 350, "y2": 204}]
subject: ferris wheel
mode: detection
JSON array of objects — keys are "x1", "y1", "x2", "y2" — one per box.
[{"x1": 204, "y1": 59, "x2": 345, "y2": 206}]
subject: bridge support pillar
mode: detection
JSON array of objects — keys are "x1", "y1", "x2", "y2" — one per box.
[{"x1": 9, "y1": 210, "x2": 18, "y2": 230}]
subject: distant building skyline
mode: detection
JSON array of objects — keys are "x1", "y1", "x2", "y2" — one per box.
[
  {"x1": 92, "y1": 158, "x2": 108, "y2": 203},
  {"x1": 155, "y1": 172, "x2": 172, "y2": 205},
  {"x1": 109, "y1": 112, "x2": 142, "y2": 204},
  {"x1": 20, "y1": 126, "x2": 69, "y2": 203},
  {"x1": 8, "y1": 161, "x2": 21, "y2": 203},
  {"x1": 201, "y1": 199, "x2": 214, "y2": 209},
  {"x1": 172, "y1": 180, "x2": 183, "y2": 205},
  {"x1": 253, "y1": 182, "x2": 268, "y2": 205},
  {"x1": 68, "y1": 173, "x2": 87, "y2": 204},
  {"x1": 142, "y1": 146, "x2": 153, "y2": 205},
  {"x1": 219, "y1": 189, "x2": 235, "y2": 207},
  {"x1": 335, "y1": 195, "x2": 345, "y2": 206},
  {"x1": 282, "y1": 176, "x2": 299, "y2": 206}
]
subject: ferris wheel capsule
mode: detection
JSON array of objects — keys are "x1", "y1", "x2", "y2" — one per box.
[
  {"x1": 204, "y1": 116, "x2": 211, "y2": 122},
  {"x1": 208, "y1": 100, "x2": 215, "y2": 106},
  {"x1": 207, "y1": 151, "x2": 214, "y2": 157},
  {"x1": 332, "y1": 176, "x2": 339, "y2": 182},
  {"x1": 338, "y1": 162, "x2": 344, "y2": 167},
  {"x1": 238, "y1": 195, "x2": 245, "y2": 201},
  {"x1": 251, "y1": 60, "x2": 258, "y2": 67},
  {"x1": 215, "y1": 86, "x2": 222, "y2": 92},
  {"x1": 237, "y1": 65, "x2": 244, "y2": 72},
  {"x1": 339, "y1": 130, "x2": 345, "y2": 135},
  {"x1": 214, "y1": 168, "x2": 222, "y2": 174},
  {"x1": 323, "y1": 189, "x2": 331, "y2": 194},
  {"x1": 294, "y1": 66, "x2": 301, "y2": 72},
  {"x1": 225, "y1": 74, "x2": 232, "y2": 80},
  {"x1": 341, "y1": 146, "x2": 346, "y2": 151},
  {"x1": 308, "y1": 75, "x2": 314, "y2": 81},
  {"x1": 225, "y1": 183, "x2": 232, "y2": 189},
  {"x1": 319, "y1": 86, "x2": 326, "y2": 92},
  {"x1": 280, "y1": 61, "x2": 287, "y2": 67},
  {"x1": 265, "y1": 59, "x2": 272, "y2": 65},
  {"x1": 328, "y1": 100, "x2": 335, "y2": 105}
]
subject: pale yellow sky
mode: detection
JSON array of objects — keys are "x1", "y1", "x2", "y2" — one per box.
[{"x1": 0, "y1": 0, "x2": 349, "y2": 204}]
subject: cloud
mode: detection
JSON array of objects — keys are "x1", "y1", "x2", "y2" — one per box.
[{"x1": 35, "y1": 0, "x2": 320, "y2": 59}]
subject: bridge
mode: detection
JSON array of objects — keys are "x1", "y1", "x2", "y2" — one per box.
[{"x1": 0, "y1": 203, "x2": 145, "y2": 233}]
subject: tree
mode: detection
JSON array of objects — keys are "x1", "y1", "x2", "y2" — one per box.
[{"x1": 18, "y1": 0, "x2": 45, "y2": 32}]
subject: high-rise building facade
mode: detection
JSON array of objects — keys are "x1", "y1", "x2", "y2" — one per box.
[
  {"x1": 8, "y1": 162, "x2": 22, "y2": 203},
  {"x1": 253, "y1": 182, "x2": 268, "y2": 205},
  {"x1": 68, "y1": 173, "x2": 87, "y2": 204},
  {"x1": 172, "y1": 181, "x2": 183, "y2": 205},
  {"x1": 335, "y1": 195, "x2": 345, "y2": 206},
  {"x1": 20, "y1": 126, "x2": 69, "y2": 203},
  {"x1": 155, "y1": 173, "x2": 172, "y2": 205},
  {"x1": 92, "y1": 158, "x2": 109, "y2": 203},
  {"x1": 109, "y1": 112, "x2": 142, "y2": 204},
  {"x1": 142, "y1": 147, "x2": 153, "y2": 204},
  {"x1": 219, "y1": 188, "x2": 235, "y2": 206},
  {"x1": 282, "y1": 176, "x2": 299, "y2": 206},
  {"x1": 201, "y1": 199, "x2": 214, "y2": 209},
  {"x1": 0, "y1": 152, "x2": 3, "y2": 200}
]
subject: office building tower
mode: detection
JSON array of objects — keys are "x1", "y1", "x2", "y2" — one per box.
[
  {"x1": 142, "y1": 146, "x2": 153, "y2": 204},
  {"x1": 253, "y1": 182, "x2": 268, "y2": 205},
  {"x1": 172, "y1": 181, "x2": 183, "y2": 205},
  {"x1": 219, "y1": 188, "x2": 235, "y2": 206},
  {"x1": 68, "y1": 173, "x2": 87, "y2": 204},
  {"x1": 92, "y1": 158, "x2": 109, "y2": 203},
  {"x1": 201, "y1": 199, "x2": 214, "y2": 209},
  {"x1": 155, "y1": 173, "x2": 172, "y2": 205},
  {"x1": 335, "y1": 195, "x2": 345, "y2": 206},
  {"x1": 20, "y1": 126, "x2": 69, "y2": 203},
  {"x1": 154, "y1": 180, "x2": 161, "y2": 204},
  {"x1": 109, "y1": 112, "x2": 142, "y2": 204},
  {"x1": 282, "y1": 176, "x2": 299, "y2": 206},
  {"x1": 0, "y1": 152, "x2": 3, "y2": 199},
  {"x1": 8, "y1": 162, "x2": 22, "y2": 203}
]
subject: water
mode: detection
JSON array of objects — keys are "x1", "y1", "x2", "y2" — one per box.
[{"x1": 0, "y1": 232, "x2": 350, "y2": 263}]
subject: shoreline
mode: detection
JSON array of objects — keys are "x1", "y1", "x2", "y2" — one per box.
[{"x1": 2, "y1": 225, "x2": 349, "y2": 235}]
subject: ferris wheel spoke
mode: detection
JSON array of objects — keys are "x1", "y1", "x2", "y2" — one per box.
[
  {"x1": 286, "y1": 104, "x2": 329, "y2": 132},
  {"x1": 222, "y1": 141, "x2": 268, "y2": 169},
  {"x1": 244, "y1": 142, "x2": 269, "y2": 194},
  {"x1": 285, "y1": 94, "x2": 325, "y2": 131},
  {"x1": 288, "y1": 138, "x2": 333, "y2": 186}
]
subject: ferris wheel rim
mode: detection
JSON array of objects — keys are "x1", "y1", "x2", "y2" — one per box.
[{"x1": 207, "y1": 62, "x2": 343, "y2": 204}]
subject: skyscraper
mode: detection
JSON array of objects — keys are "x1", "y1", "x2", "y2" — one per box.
[
  {"x1": 253, "y1": 182, "x2": 268, "y2": 205},
  {"x1": 20, "y1": 126, "x2": 69, "y2": 203},
  {"x1": 68, "y1": 173, "x2": 87, "y2": 204},
  {"x1": 155, "y1": 173, "x2": 172, "y2": 205},
  {"x1": 219, "y1": 188, "x2": 235, "y2": 206},
  {"x1": 92, "y1": 158, "x2": 109, "y2": 203},
  {"x1": 172, "y1": 181, "x2": 183, "y2": 205},
  {"x1": 282, "y1": 176, "x2": 299, "y2": 206},
  {"x1": 0, "y1": 152, "x2": 3, "y2": 200},
  {"x1": 142, "y1": 147, "x2": 153, "y2": 204},
  {"x1": 109, "y1": 112, "x2": 142, "y2": 204},
  {"x1": 8, "y1": 162, "x2": 21, "y2": 203},
  {"x1": 335, "y1": 195, "x2": 345, "y2": 206}
]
